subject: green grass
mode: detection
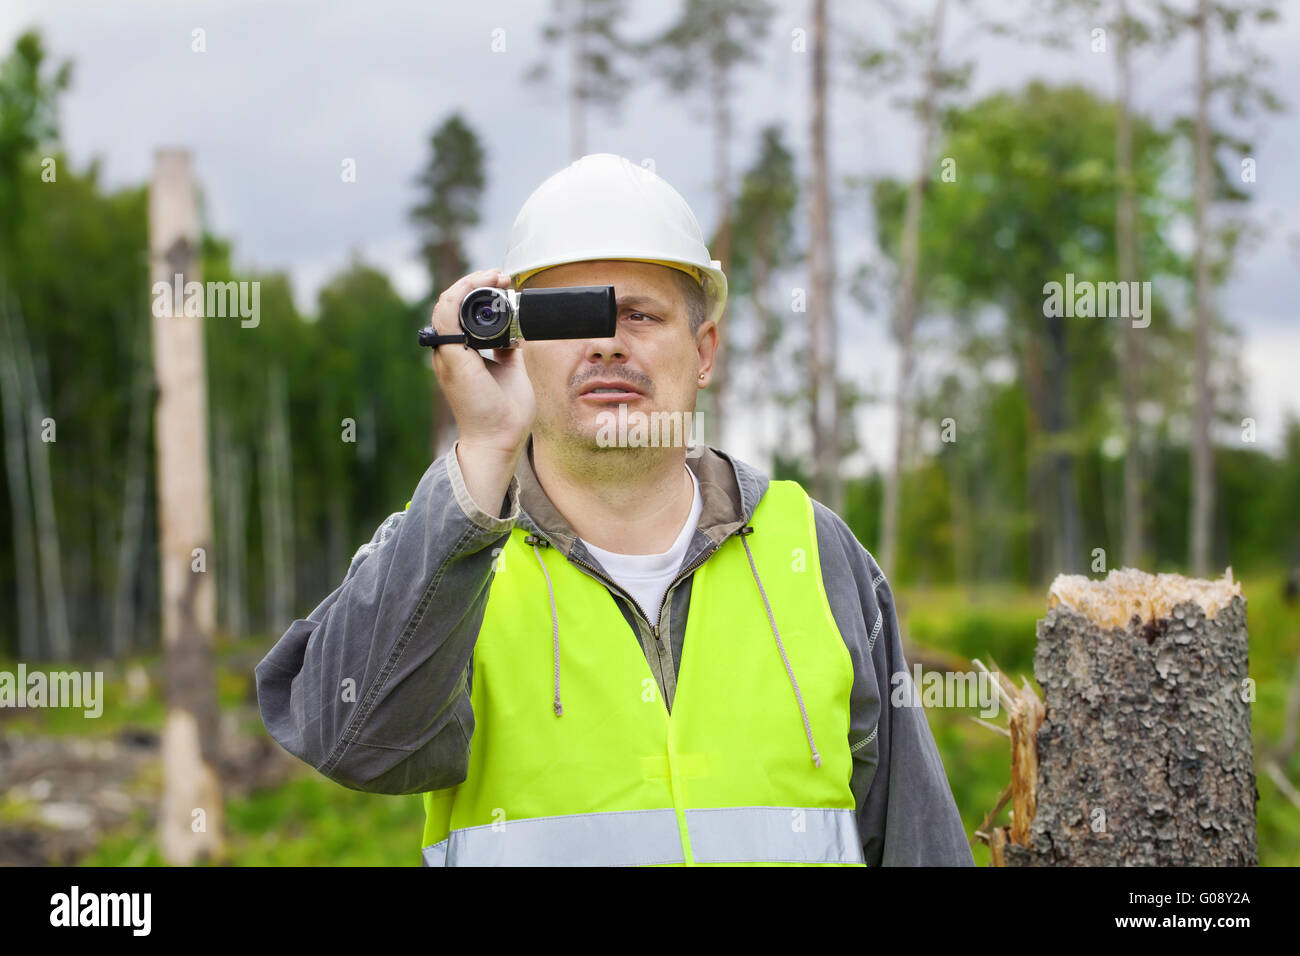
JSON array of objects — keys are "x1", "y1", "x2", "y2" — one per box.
[
  {"x1": 81, "y1": 771, "x2": 421, "y2": 867},
  {"x1": 11, "y1": 572, "x2": 1300, "y2": 866},
  {"x1": 0, "y1": 637, "x2": 259, "y2": 738}
]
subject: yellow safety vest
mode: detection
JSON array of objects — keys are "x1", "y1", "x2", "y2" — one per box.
[{"x1": 420, "y1": 479, "x2": 863, "y2": 865}]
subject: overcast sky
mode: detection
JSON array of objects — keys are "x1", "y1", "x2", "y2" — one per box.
[{"x1": 3, "y1": 0, "x2": 1296, "y2": 470}]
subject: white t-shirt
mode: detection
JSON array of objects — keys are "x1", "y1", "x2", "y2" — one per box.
[{"x1": 581, "y1": 466, "x2": 702, "y2": 628}]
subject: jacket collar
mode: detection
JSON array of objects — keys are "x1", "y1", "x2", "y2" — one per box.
[{"x1": 513, "y1": 434, "x2": 768, "y2": 556}]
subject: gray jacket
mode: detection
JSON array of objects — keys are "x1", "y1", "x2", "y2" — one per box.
[{"x1": 255, "y1": 437, "x2": 974, "y2": 866}]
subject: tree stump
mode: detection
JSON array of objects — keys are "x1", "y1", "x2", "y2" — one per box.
[{"x1": 1004, "y1": 567, "x2": 1257, "y2": 866}]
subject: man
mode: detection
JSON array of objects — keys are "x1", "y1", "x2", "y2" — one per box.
[{"x1": 256, "y1": 153, "x2": 973, "y2": 866}]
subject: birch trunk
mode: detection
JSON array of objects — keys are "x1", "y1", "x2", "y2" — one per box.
[{"x1": 150, "y1": 148, "x2": 224, "y2": 865}]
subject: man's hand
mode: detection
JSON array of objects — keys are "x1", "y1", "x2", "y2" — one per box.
[{"x1": 430, "y1": 269, "x2": 536, "y2": 516}]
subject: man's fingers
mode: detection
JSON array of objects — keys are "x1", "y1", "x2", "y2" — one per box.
[
  {"x1": 432, "y1": 269, "x2": 509, "y2": 334},
  {"x1": 431, "y1": 269, "x2": 515, "y2": 383}
]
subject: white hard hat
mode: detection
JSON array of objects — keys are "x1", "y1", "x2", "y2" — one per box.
[{"x1": 503, "y1": 153, "x2": 728, "y2": 328}]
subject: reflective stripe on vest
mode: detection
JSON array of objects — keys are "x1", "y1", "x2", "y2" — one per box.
[
  {"x1": 420, "y1": 479, "x2": 862, "y2": 866},
  {"x1": 421, "y1": 806, "x2": 863, "y2": 866}
]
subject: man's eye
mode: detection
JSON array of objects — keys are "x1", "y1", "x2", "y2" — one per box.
[{"x1": 626, "y1": 312, "x2": 656, "y2": 322}]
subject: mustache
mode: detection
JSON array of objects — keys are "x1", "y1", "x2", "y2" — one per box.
[{"x1": 572, "y1": 370, "x2": 654, "y2": 394}]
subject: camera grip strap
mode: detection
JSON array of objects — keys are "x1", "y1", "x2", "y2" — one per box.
[{"x1": 417, "y1": 327, "x2": 468, "y2": 349}]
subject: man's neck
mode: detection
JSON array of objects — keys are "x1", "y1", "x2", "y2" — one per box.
[{"x1": 530, "y1": 436, "x2": 694, "y2": 555}]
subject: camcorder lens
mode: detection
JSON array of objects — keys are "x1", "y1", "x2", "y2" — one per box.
[{"x1": 462, "y1": 289, "x2": 510, "y2": 339}]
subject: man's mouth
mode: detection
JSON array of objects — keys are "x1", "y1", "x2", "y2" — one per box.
[{"x1": 578, "y1": 380, "x2": 645, "y2": 401}]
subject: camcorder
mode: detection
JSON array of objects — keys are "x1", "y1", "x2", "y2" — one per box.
[{"x1": 418, "y1": 284, "x2": 617, "y2": 350}]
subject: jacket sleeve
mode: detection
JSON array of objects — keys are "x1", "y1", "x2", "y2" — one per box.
[
  {"x1": 254, "y1": 439, "x2": 520, "y2": 795},
  {"x1": 812, "y1": 500, "x2": 974, "y2": 866}
]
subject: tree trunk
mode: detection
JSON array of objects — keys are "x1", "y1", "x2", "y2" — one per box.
[
  {"x1": 1189, "y1": 0, "x2": 1214, "y2": 577},
  {"x1": 150, "y1": 148, "x2": 224, "y2": 865},
  {"x1": 570, "y1": 0, "x2": 587, "y2": 160},
  {"x1": 112, "y1": 318, "x2": 152, "y2": 658},
  {"x1": 261, "y1": 364, "x2": 293, "y2": 635},
  {"x1": 1043, "y1": 309, "x2": 1083, "y2": 573},
  {"x1": 708, "y1": 57, "x2": 733, "y2": 449},
  {"x1": 214, "y1": 412, "x2": 248, "y2": 640},
  {"x1": 327, "y1": 484, "x2": 349, "y2": 587},
  {"x1": 9, "y1": 299, "x2": 72, "y2": 659},
  {"x1": 1115, "y1": 0, "x2": 1147, "y2": 569},
  {"x1": 1004, "y1": 568, "x2": 1256, "y2": 865},
  {"x1": 0, "y1": 296, "x2": 40, "y2": 660},
  {"x1": 432, "y1": 244, "x2": 464, "y2": 460},
  {"x1": 752, "y1": 224, "x2": 780, "y2": 469},
  {"x1": 882, "y1": 0, "x2": 947, "y2": 576},
  {"x1": 807, "y1": 0, "x2": 841, "y2": 513},
  {"x1": 432, "y1": 380, "x2": 455, "y2": 461},
  {"x1": 1020, "y1": 318, "x2": 1052, "y2": 585}
]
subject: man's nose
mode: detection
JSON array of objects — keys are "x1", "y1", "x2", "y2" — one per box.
[{"x1": 585, "y1": 329, "x2": 627, "y2": 361}]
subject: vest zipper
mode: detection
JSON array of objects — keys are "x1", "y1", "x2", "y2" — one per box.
[
  {"x1": 563, "y1": 550, "x2": 658, "y2": 635},
  {"x1": 534, "y1": 532, "x2": 723, "y2": 643},
  {"x1": 651, "y1": 543, "x2": 720, "y2": 634}
]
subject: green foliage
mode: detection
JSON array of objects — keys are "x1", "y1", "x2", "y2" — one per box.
[
  {"x1": 0, "y1": 29, "x2": 72, "y2": 267},
  {"x1": 864, "y1": 80, "x2": 1291, "y2": 585}
]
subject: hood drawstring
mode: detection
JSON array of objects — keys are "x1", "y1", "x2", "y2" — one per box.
[
  {"x1": 526, "y1": 534, "x2": 563, "y2": 716},
  {"x1": 526, "y1": 524, "x2": 822, "y2": 768},
  {"x1": 738, "y1": 524, "x2": 823, "y2": 768}
]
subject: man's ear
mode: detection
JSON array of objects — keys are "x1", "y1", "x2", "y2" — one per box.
[{"x1": 695, "y1": 319, "x2": 719, "y2": 383}]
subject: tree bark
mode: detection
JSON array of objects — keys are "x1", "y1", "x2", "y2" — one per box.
[
  {"x1": 150, "y1": 148, "x2": 224, "y2": 865},
  {"x1": 1005, "y1": 568, "x2": 1257, "y2": 866}
]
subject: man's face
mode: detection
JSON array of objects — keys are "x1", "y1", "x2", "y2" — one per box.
[{"x1": 520, "y1": 259, "x2": 716, "y2": 452}]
